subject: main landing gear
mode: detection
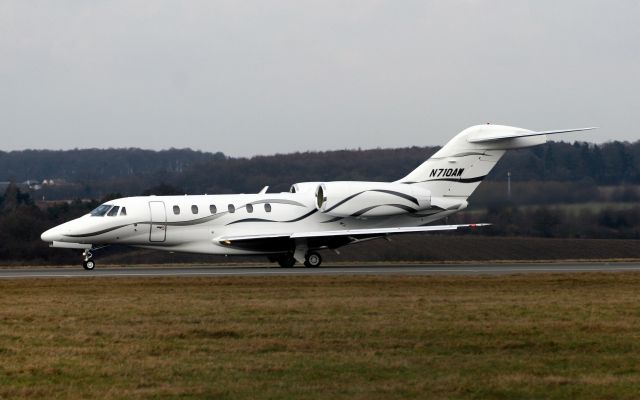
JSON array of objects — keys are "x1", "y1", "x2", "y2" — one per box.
[
  {"x1": 82, "y1": 249, "x2": 95, "y2": 270},
  {"x1": 276, "y1": 253, "x2": 296, "y2": 268},
  {"x1": 304, "y1": 251, "x2": 322, "y2": 268},
  {"x1": 273, "y1": 251, "x2": 323, "y2": 268}
]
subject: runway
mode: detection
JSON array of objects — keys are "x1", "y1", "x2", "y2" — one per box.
[{"x1": 1, "y1": 262, "x2": 640, "y2": 279}]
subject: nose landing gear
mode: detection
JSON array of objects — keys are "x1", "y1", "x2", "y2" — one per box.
[
  {"x1": 82, "y1": 249, "x2": 96, "y2": 271},
  {"x1": 80, "y1": 245, "x2": 108, "y2": 270},
  {"x1": 82, "y1": 249, "x2": 95, "y2": 270}
]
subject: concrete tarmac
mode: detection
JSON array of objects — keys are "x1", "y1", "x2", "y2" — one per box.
[{"x1": 1, "y1": 262, "x2": 640, "y2": 279}]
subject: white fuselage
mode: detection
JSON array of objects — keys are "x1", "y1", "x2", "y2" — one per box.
[{"x1": 41, "y1": 190, "x2": 455, "y2": 255}]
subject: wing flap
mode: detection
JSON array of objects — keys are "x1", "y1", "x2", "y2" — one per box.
[
  {"x1": 217, "y1": 223, "x2": 489, "y2": 243},
  {"x1": 291, "y1": 223, "x2": 489, "y2": 238}
]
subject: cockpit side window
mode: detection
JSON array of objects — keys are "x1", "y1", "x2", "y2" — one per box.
[
  {"x1": 107, "y1": 206, "x2": 120, "y2": 216},
  {"x1": 120, "y1": 207, "x2": 127, "y2": 216},
  {"x1": 90, "y1": 204, "x2": 113, "y2": 217}
]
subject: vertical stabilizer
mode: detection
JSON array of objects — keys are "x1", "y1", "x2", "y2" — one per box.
[{"x1": 398, "y1": 125, "x2": 595, "y2": 199}]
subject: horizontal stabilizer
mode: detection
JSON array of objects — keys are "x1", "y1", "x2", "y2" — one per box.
[
  {"x1": 467, "y1": 127, "x2": 597, "y2": 143},
  {"x1": 217, "y1": 223, "x2": 490, "y2": 243}
]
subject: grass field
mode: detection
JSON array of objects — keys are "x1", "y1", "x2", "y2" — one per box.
[{"x1": 2, "y1": 273, "x2": 640, "y2": 399}]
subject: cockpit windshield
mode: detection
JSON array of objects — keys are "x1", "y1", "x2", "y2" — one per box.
[
  {"x1": 90, "y1": 204, "x2": 113, "y2": 217},
  {"x1": 107, "y1": 206, "x2": 120, "y2": 216}
]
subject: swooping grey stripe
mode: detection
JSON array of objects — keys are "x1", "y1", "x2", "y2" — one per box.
[
  {"x1": 225, "y1": 209, "x2": 318, "y2": 226},
  {"x1": 249, "y1": 199, "x2": 306, "y2": 207},
  {"x1": 351, "y1": 204, "x2": 417, "y2": 217},
  {"x1": 64, "y1": 213, "x2": 227, "y2": 238},
  {"x1": 64, "y1": 224, "x2": 130, "y2": 238}
]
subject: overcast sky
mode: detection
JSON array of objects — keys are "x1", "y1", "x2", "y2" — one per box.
[{"x1": 1, "y1": 1, "x2": 638, "y2": 156}]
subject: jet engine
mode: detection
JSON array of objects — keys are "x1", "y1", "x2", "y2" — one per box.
[
  {"x1": 290, "y1": 182, "x2": 323, "y2": 194},
  {"x1": 315, "y1": 181, "x2": 431, "y2": 218}
]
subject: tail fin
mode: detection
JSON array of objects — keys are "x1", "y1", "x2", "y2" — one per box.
[{"x1": 398, "y1": 125, "x2": 595, "y2": 199}]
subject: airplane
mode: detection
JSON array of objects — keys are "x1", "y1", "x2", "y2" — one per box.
[{"x1": 41, "y1": 124, "x2": 594, "y2": 270}]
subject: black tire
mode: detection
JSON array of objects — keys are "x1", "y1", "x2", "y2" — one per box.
[
  {"x1": 277, "y1": 254, "x2": 296, "y2": 268},
  {"x1": 83, "y1": 260, "x2": 96, "y2": 270},
  {"x1": 304, "y1": 252, "x2": 322, "y2": 268}
]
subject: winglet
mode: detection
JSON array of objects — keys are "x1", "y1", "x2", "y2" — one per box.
[{"x1": 258, "y1": 186, "x2": 269, "y2": 194}]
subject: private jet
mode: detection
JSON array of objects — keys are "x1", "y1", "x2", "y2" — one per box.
[{"x1": 41, "y1": 124, "x2": 594, "y2": 270}]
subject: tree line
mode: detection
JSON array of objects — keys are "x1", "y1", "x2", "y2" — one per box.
[{"x1": 0, "y1": 140, "x2": 638, "y2": 200}]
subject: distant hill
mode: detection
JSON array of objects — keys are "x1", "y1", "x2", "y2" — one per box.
[
  {"x1": 0, "y1": 148, "x2": 225, "y2": 182},
  {"x1": 0, "y1": 140, "x2": 638, "y2": 200}
]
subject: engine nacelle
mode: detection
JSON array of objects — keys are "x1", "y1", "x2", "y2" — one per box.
[
  {"x1": 315, "y1": 181, "x2": 431, "y2": 218},
  {"x1": 290, "y1": 182, "x2": 323, "y2": 194}
]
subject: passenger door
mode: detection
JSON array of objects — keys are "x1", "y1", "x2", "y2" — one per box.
[{"x1": 148, "y1": 201, "x2": 167, "y2": 242}]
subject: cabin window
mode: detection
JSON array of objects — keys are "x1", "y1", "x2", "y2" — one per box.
[
  {"x1": 90, "y1": 204, "x2": 112, "y2": 217},
  {"x1": 264, "y1": 203, "x2": 272, "y2": 212},
  {"x1": 228, "y1": 204, "x2": 235, "y2": 213},
  {"x1": 173, "y1": 205, "x2": 180, "y2": 215},
  {"x1": 191, "y1": 205, "x2": 199, "y2": 214},
  {"x1": 210, "y1": 204, "x2": 217, "y2": 214},
  {"x1": 120, "y1": 207, "x2": 127, "y2": 216},
  {"x1": 246, "y1": 204, "x2": 254, "y2": 213}
]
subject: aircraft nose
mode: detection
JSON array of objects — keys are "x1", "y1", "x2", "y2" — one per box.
[{"x1": 41, "y1": 227, "x2": 62, "y2": 242}]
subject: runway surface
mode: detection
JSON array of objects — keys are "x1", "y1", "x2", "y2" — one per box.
[{"x1": 1, "y1": 262, "x2": 640, "y2": 279}]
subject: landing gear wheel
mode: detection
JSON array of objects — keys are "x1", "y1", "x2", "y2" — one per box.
[
  {"x1": 277, "y1": 254, "x2": 296, "y2": 268},
  {"x1": 82, "y1": 249, "x2": 95, "y2": 271},
  {"x1": 304, "y1": 252, "x2": 322, "y2": 268}
]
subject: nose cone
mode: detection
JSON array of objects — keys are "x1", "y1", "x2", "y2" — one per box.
[{"x1": 41, "y1": 226, "x2": 62, "y2": 242}]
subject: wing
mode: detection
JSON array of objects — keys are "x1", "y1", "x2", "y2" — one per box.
[{"x1": 217, "y1": 223, "x2": 489, "y2": 250}]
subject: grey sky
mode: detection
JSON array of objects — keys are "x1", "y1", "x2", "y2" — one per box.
[{"x1": 1, "y1": 1, "x2": 638, "y2": 157}]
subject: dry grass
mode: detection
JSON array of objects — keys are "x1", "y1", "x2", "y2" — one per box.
[{"x1": 2, "y1": 273, "x2": 640, "y2": 399}]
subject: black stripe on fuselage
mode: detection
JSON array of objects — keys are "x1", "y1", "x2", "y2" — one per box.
[
  {"x1": 424, "y1": 175, "x2": 486, "y2": 183},
  {"x1": 324, "y1": 189, "x2": 419, "y2": 213},
  {"x1": 321, "y1": 216, "x2": 344, "y2": 223},
  {"x1": 369, "y1": 190, "x2": 419, "y2": 206},
  {"x1": 401, "y1": 175, "x2": 487, "y2": 185}
]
